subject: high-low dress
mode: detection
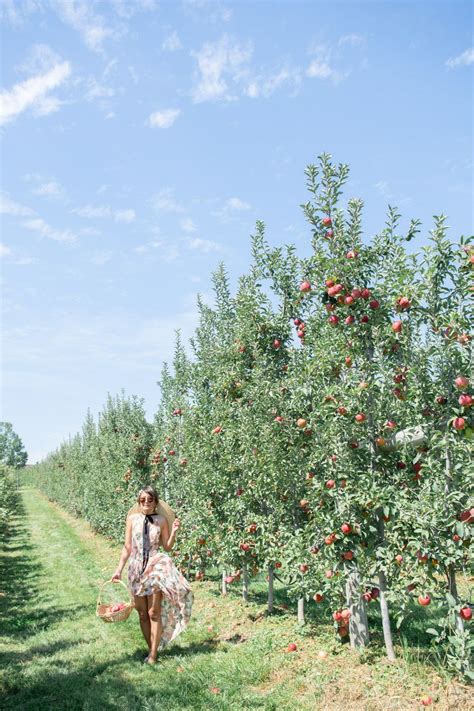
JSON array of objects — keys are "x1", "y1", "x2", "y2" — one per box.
[{"x1": 127, "y1": 513, "x2": 193, "y2": 650}]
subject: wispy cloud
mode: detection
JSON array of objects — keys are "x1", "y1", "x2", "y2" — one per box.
[
  {"x1": 180, "y1": 217, "x2": 197, "y2": 233},
  {"x1": 150, "y1": 188, "x2": 185, "y2": 213},
  {"x1": 188, "y1": 237, "x2": 222, "y2": 252},
  {"x1": 162, "y1": 31, "x2": 182, "y2": 51},
  {"x1": 211, "y1": 196, "x2": 252, "y2": 223},
  {"x1": 373, "y1": 180, "x2": 412, "y2": 207},
  {"x1": 31, "y1": 180, "x2": 65, "y2": 199},
  {"x1": 147, "y1": 108, "x2": 181, "y2": 128},
  {"x1": 190, "y1": 34, "x2": 253, "y2": 103},
  {"x1": 0, "y1": 243, "x2": 12, "y2": 257},
  {"x1": 306, "y1": 59, "x2": 344, "y2": 82},
  {"x1": 52, "y1": 0, "x2": 116, "y2": 53},
  {"x1": 71, "y1": 205, "x2": 136, "y2": 222},
  {"x1": 23, "y1": 217, "x2": 77, "y2": 242},
  {"x1": 183, "y1": 0, "x2": 233, "y2": 24},
  {"x1": 0, "y1": 243, "x2": 36, "y2": 265},
  {"x1": 190, "y1": 31, "x2": 361, "y2": 103},
  {"x1": 133, "y1": 239, "x2": 181, "y2": 262},
  {"x1": 0, "y1": 192, "x2": 35, "y2": 216},
  {"x1": 226, "y1": 197, "x2": 250, "y2": 211},
  {"x1": 0, "y1": 59, "x2": 71, "y2": 126},
  {"x1": 90, "y1": 251, "x2": 113, "y2": 266},
  {"x1": 446, "y1": 48, "x2": 474, "y2": 69}
]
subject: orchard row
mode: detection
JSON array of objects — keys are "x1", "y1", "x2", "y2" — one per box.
[{"x1": 31, "y1": 155, "x2": 473, "y2": 678}]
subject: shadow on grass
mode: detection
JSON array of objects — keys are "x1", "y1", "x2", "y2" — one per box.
[
  {"x1": 0, "y1": 501, "x2": 84, "y2": 640},
  {"x1": 2, "y1": 642, "x2": 228, "y2": 711}
]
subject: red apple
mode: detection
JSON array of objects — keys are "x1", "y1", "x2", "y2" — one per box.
[
  {"x1": 325, "y1": 229, "x2": 334, "y2": 238},
  {"x1": 360, "y1": 314, "x2": 369, "y2": 323},
  {"x1": 297, "y1": 418, "x2": 307, "y2": 428},
  {"x1": 341, "y1": 523, "x2": 352, "y2": 535},
  {"x1": 346, "y1": 249, "x2": 358, "y2": 259},
  {"x1": 369, "y1": 299, "x2": 380, "y2": 310},
  {"x1": 272, "y1": 339, "x2": 281, "y2": 349},
  {"x1": 420, "y1": 695, "x2": 433, "y2": 706},
  {"x1": 459, "y1": 394, "x2": 473, "y2": 407},
  {"x1": 361, "y1": 288, "x2": 370, "y2": 299},
  {"x1": 313, "y1": 593, "x2": 324, "y2": 603},
  {"x1": 355, "y1": 413, "x2": 366, "y2": 423},
  {"x1": 345, "y1": 315, "x2": 355, "y2": 325},
  {"x1": 453, "y1": 417, "x2": 466, "y2": 430},
  {"x1": 460, "y1": 606, "x2": 472, "y2": 621},
  {"x1": 455, "y1": 376, "x2": 469, "y2": 390},
  {"x1": 287, "y1": 642, "x2": 297, "y2": 652},
  {"x1": 212, "y1": 425, "x2": 222, "y2": 435},
  {"x1": 328, "y1": 314, "x2": 339, "y2": 326},
  {"x1": 299, "y1": 564, "x2": 309, "y2": 573},
  {"x1": 418, "y1": 594, "x2": 431, "y2": 606},
  {"x1": 397, "y1": 296, "x2": 411, "y2": 310},
  {"x1": 274, "y1": 415, "x2": 284, "y2": 423},
  {"x1": 322, "y1": 216, "x2": 332, "y2": 226},
  {"x1": 392, "y1": 320, "x2": 402, "y2": 333},
  {"x1": 326, "y1": 479, "x2": 336, "y2": 489},
  {"x1": 299, "y1": 281, "x2": 311, "y2": 293},
  {"x1": 351, "y1": 288, "x2": 362, "y2": 299},
  {"x1": 337, "y1": 406, "x2": 348, "y2": 415},
  {"x1": 343, "y1": 551, "x2": 354, "y2": 560}
]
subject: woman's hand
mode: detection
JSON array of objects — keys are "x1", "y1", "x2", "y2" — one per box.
[
  {"x1": 111, "y1": 570, "x2": 122, "y2": 582},
  {"x1": 171, "y1": 518, "x2": 181, "y2": 534}
]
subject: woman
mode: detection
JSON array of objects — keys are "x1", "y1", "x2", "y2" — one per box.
[{"x1": 112, "y1": 486, "x2": 193, "y2": 664}]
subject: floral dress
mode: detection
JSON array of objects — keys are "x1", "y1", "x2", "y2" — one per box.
[{"x1": 128, "y1": 513, "x2": 193, "y2": 650}]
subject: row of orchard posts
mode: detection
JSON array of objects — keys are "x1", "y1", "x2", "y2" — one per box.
[{"x1": 31, "y1": 155, "x2": 472, "y2": 674}]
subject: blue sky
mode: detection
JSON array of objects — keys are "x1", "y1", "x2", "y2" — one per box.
[{"x1": 1, "y1": 0, "x2": 472, "y2": 463}]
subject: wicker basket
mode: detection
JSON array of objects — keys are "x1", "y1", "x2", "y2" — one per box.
[{"x1": 96, "y1": 579, "x2": 134, "y2": 623}]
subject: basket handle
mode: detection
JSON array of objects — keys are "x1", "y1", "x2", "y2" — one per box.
[{"x1": 96, "y1": 578, "x2": 132, "y2": 609}]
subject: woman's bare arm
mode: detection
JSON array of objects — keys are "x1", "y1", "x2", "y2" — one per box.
[
  {"x1": 112, "y1": 517, "x2": 133, "y2": 580},
  {"x1": 160, "y1": 517, "x2": 179, "y2": 552}
]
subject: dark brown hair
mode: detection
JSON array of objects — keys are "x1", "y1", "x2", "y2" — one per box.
[{"x1": 137, "y1": 486, "x2": 159, "y2": 508}]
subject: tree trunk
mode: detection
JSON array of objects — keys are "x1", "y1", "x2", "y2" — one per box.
[
  {"x1": 267, "y1": 565, "x2": 274, "y2": 613},
  {"x1": 242, "y1": 566, "x2": 249, "y2": 603},
  {"x1": 378, "y1": 569, "x2": 396, "y2": 661},
  {"x1": 297, "y1": 597, "x2": 305, "y2": 625},
  {"x1": 447, "y1": 563, "x2": 465, "y2": 635},
  {"x1": 346, "y1": 568, "x2": 370, "y2": 650},
  {"x1": 221, "y1": 570, "x2": 228, "y2": 596},
  {"x1": 444, "y1": 445, "x2": 464, "y2": 635}
]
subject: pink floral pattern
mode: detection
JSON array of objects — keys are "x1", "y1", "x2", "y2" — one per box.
[{"x1": 128, "y1": 513, "x2": 193, "y2": 650}]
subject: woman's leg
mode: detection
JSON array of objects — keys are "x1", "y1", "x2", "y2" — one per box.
[
  {"x1": 134, "y1": 595, "x2": 151, "y2": 651},
  {"x1": 147, "y1": 590, "x2": 163, "y2": 663}
]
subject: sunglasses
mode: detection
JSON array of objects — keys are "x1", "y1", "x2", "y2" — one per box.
[{"x1": 139, "y1": 497, "x2": 155, "y2": 504}]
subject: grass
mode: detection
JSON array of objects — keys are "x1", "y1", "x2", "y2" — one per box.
[{"x1": 0, "y1": 487, "x2": 472, "y2": 710}]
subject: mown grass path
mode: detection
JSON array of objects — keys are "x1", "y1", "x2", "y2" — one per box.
[{"x1": 0, "y1": 488, "x2": 471, "y2": 710}]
